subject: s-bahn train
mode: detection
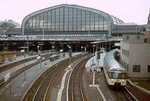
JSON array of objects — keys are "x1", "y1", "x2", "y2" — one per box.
[
  {"x1": 103, "y1": 49, "x2": 128, "y2": 86},
  {"x1": 49, "y1": 54, "x2": 60, "y2": 61}
]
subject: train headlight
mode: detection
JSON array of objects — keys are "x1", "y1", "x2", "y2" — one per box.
[
  {"x1": 122, "y1": 80, "x2": 125, "y2": 83},
  {"x1": 111, "y1": 79, "x2": 114, "y2": 83}
]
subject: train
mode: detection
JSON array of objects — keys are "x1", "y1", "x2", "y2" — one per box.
[
  {"x1": 49, "y1": 54, "x2": 60, "y2": 61},
  {"x1": 103, "y1": 49, "x2": 128, "y2": 86}
]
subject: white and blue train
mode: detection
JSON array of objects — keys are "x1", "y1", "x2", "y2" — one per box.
[
  {"x1": 49, "y1": 54, "x2": 60, "y2": 61},
  {"x1": 103, "y1": 49, "x2": 128, "y2": 86}
]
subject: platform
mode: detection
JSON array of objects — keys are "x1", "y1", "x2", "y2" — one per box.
[
  {"x1": 0, "y1": 52, "x2": 81, "y2": 101},
  {"x1": 85, "y1": 52, "x2": 106, "y2": 72}
]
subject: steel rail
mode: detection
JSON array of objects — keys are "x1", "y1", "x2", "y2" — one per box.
[
  {"x1": 124, "y1": 87, "x2": 138, "y2": 101},
  {"x1": 68, "y1": 55, "x2": 90, "y2": 101},
  {"x1": 0, "y1": 55, "x2": 50, "y2": 87},
  {"x1": 23, "y1": 54, "x2": 84, "y2": 101}
]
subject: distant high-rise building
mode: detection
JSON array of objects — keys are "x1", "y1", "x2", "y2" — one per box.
[{"x1": 148, "y1": 10, "x2": 150, "y2": 24}]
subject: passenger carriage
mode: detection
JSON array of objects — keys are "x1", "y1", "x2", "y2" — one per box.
[{"x1": 103, "y1": 49, "x2": 128, "y2": 86}]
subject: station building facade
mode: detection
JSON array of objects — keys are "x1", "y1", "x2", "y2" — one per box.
[
  {"x1": 121, "y1": 34, "x2": 150, "y2": 78},
  {"x1": 21, "y1": 4, "x2": 124, "y2": 41}
]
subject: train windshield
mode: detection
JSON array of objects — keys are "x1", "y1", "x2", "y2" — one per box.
[{"x1": 109, "y1": 72, "x2": 128, "y2": 79}]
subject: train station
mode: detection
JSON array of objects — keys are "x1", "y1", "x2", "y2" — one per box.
[
  {"x1": 0, "y1": 4, "x2": 143, "y2": 52},
  {"x1": 0, "y1": 3, "x2": 150, "y2": 101}
]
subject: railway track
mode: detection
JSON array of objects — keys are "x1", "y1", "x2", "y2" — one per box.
[
  {"x1": 68, "y1": 55, "x2": 90, "y2": 101},
  {"x1": 124, "y1": 87, "x2": 138, "y2": 101},
  {"x1": 0, "y1": 53, "x2": 50, "y2": 86},
  {"x1": 113, "y1": 86, "x2": 137, "y2": 101},
  {"x1": 97, "y1": 71, "x2": 138, "y2": 101},
  {"x1": 114, "y1": 82, "x2": 149, "y2": 101},
  {"x1": 0, "y1": 51, "x2": 22, "y2": 59},
  {"x1": 23, "y1": 54, "x2": 85, "y2": 101},
  {"x1": 101, "y1": 83, "x2": 137, "y2": 101},
  {"x1": 0, "y1": 53, "x2": 50, "y2": 72},
  {"x1": 0, "y1": 56, "x2": 35, "y2": 72}
]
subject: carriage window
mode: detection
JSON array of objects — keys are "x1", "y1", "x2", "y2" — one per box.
[
  {"x1": 109, "y1": 72, "x2": 128, "y2": 79},
  {"x1": 133, "y1": 65, "x2": 140, "y2": 72},
  {"x1": 113, "y1": 72, "x2": 119, "y2": 79}
]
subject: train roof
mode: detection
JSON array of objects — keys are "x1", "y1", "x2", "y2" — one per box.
[{"x1": 104, "y1": 49, "x2": 126, "y2": 71}]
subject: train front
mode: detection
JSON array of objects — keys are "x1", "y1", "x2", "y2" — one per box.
[
  {"x1": 104, "y1": 49, "x2": 128, "y2": 86},
  {"x1": 108, "y1": 70, "x2": 128, "y2": 86}
]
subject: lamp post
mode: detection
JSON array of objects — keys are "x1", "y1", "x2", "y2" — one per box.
[
  {"x1": 76, "y1": 43, "x2": 78, "y2": 52},
  {"x1": 96, "y1": 43, "x2": 100, "y2": 68},
  {"x1": 37, "y1": 45, "x2": 42, "y2": 68},
  {"x1": 51, "y1": 42, "x2": 55, "y2": 56},
  {"x1": 23, "y1": 53, "x2": 26, "y2": 81},
  {"x1": 81, "y1": 46, "x2": 83, "y2": 53},
  {"x1": 52, "y1": 45, "x2": 54, "y2": 56},
  {"x1": 12, "y1": 43, "x2": 16, "y2": 52},
  {"x1": 37, "y1": 45, "x2": 39, "y2": 54},
  {"x1": 20, "y1": 49, "x2": 26, "y2": 81},
  {"x1": 68, "y1": 45, "x2": 72, "y2": 67},
  {"x1": 26, "y1": 34, "x2": 29, "y2": 55},
  {"x1": 93, "y1": 45, "x2": 95, "y2": 56},
  {"x1": 84, "y1": 47, "x2": 86, "y2": 52}
]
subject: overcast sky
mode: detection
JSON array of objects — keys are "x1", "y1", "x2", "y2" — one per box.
[{"x1": 0, "y1": 0, "x2": 150, "y2": 25}]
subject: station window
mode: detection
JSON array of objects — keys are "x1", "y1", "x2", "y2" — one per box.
[
  {"x1": 133, "y1": 65, "x2": 140, "y2": 72},
  {"x1": 147, "y1": 65, "x2": 150, "y2": 72}
]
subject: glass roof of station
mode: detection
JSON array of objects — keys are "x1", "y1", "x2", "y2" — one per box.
[{"x1": 22, "y1": 4, "x2": 124, "y2": 36}]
